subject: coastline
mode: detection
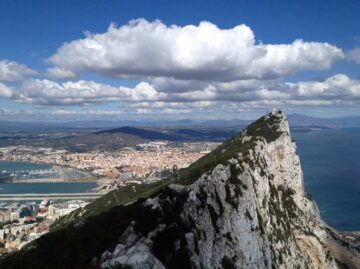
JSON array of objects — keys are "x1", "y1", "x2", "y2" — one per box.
[
  {"x1": 4, "y1": 177, "x2": 98, "y2": 183},
  {"x1": 0, "y1": 159, "x2": 98, "y2": 183}
]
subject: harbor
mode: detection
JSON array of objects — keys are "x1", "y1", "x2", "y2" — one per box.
[
  {"x1": 0, "y1": 160, "x2": 95, "y2": 183},
  {"x1": 0, "y1": 192, "x2": 104, "y2": 201}
]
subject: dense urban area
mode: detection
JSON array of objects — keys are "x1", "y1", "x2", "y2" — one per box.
[
  {"x1": 0, "y1": 141, "x2": 219, "y2": 254},
  {"x1": 0, "y1": 142, "x2": 218, "y2": 183},
  {"x1": 0, "y1": 199, "x2": 88, "y2": 254}
]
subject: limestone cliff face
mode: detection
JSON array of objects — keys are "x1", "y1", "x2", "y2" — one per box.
[{"x1": 100, "y1": 111, "x2": 357, "y2": 269}]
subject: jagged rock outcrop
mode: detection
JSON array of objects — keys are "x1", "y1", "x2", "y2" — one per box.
[{"x1": 100, "y1": 111, "x2": 359, "y2": 269}]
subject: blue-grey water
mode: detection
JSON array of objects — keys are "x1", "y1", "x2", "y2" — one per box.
[
  {"x1": 0, "y1": 182, "x2": 97, "y2": 194},
  {"x1": 293, "y1": 128, "x2": 360, "y2": 231},
  {"x1": 0, "y1": 160, "x2": 51, "y2": 176},
  {"x1": 0, "y1": 160, "x2": 96, "y2": 193}
]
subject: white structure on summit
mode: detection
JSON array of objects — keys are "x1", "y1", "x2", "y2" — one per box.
[{"x1": 272, "y1": 108, "x2": 281, "y2": 115}]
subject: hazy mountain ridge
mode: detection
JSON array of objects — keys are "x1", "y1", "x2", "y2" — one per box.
[
  {"x1": 0, "y1": 126, "x2": 238, "y2": 152},
  {"x1": 1, "y1": 113, "x2": 359, "y2": 152},
  {"x1": 287, "y1": 114, "x2": 360, "y2": 127},
  {"x1": 96, "y1": 126, "x2": 180, "y2": 141},
  {"x1": 2, "y1": 113, "x2": 360, "y2": 132}
]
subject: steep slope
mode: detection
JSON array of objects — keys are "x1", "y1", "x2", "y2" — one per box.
[
  {"x1": 99, "y1": 111, "x2": 359, "y2": 269},
  {"x1": 1, "y1": 111, "x2": 359, "y2": 269}
]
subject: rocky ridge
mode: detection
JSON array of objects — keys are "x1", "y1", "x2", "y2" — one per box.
[{"x1": 99, "y1": 111, "x2": 360, "y2": 269}]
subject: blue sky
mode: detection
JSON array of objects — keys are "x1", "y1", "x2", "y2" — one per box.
[{"x1": 0, "y1": 0, "x2": 359, "y2": 121}]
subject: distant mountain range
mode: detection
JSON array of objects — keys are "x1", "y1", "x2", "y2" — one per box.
[
  {"x1": 0, "y1": 125, "x2": 239, "y2": 152},
  {"x1": 96, "y1": 126, "x2": 238, "y2": 142},
  {"x1": 287, "y1": 114, "x2": 360, "y2": 127},
  {"x1": 96, "y1": 126, "x2": 178, "y2": 141},
  {"x1": 1, "y1": 114, "x2": 360, "y2": 132}
]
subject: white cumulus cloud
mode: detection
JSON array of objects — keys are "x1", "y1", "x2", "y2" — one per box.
[
  {"x1": 46, "y1": 67, "x2": 77, "y2": 79},
  {"x1": 0, "y1": 82, "x2": 14, "y2": 98},
  {"x1": 19, "y1": 79, "x2": 165, "y2": 106},
  {"x1": 0, "y1": 60, "x2": 37, "y2": 82},
  {"x1": 287, "y1": 74, "x2": 360, "y2": 100},
  {"x1": 47, "y1": 19, "x2": 343, "y2": 81},
  {"x1": 346, "y1": 48, "x2": 360, "y2": 64},
  {"x1": 16, "y1": 74, "x2": 360, "y2": 108},
  {"x1": 4, "y1": 19, "x2": 355, "y2": 115}
]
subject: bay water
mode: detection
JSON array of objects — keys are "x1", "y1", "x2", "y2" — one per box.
[
  {"x1": 0, "y1": 160, "x2": 96, "y2": 194},
  {"x1": 293, "y1": 128, "x2": 360, "y2": 231}
]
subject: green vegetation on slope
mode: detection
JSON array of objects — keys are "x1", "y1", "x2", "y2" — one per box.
[
  {"x1": 177, "y1": 112, "x2": 284, "y2": 185},
  {"x1": 1, "y1": 180, "x2": 171, "y2": 269},
  {"x1": 1, "y1": 202, "x2": 144, "y2": 269},
  {"x1": 52, "y1": 179, "x2": 170, "y2": 231}
]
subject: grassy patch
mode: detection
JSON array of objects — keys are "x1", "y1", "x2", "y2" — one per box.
[
  {"x1": 52, "y1": 179, "x2": 170, "y2": 231},
  {"x1": 177, "y1": 113, "x2": 284, "y2": 185},
  {"x1": 0, "y1": 202, "x2": 143, "y2": 269}
]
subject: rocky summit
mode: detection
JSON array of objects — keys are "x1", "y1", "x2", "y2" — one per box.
[
  {"x1": 99, "y1": 111, "x2": 360, "y2": 269},
  {"x1": 1, "y1": 111, "x2": 359, "y2": 269}
]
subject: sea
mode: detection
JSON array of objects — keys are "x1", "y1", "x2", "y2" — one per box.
[
  {"x1": 293, "y1": 127, "x2": 360, "y2": 231},
  {"x1": 0, "y1": 128, "x2": 359, "y2": 231},
  {"x1": 0, "y1": 160, "x2": 51, "y2": 175},
  {"x1": 0, "y1": 160, "x2": 97, "y2": 194}
]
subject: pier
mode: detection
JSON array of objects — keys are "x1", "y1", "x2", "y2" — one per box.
[{"x1": 0, "y1": 192, "x2": 105, "y2": 201}]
